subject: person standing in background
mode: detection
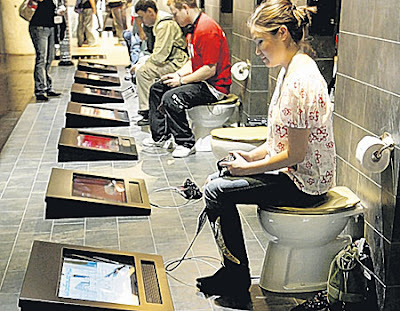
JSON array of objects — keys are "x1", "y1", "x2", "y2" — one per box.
[
  {"x1": 29, "y1": 0, "x2": 66, "y2": 101},
  {"x1": 76, "y1": 0, "x2": 97, "y2": 47},
  {"x1": 106, "y1": 0, "x2": 127, "y2": 44}
]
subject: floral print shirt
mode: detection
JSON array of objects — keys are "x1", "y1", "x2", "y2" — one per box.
[{"x1": 266, "y1": 53, "x2": 336, "y2": 195}]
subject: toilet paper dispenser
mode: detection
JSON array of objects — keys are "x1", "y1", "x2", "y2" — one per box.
[
  {"x1": 356, "y1": 132, "x2": 395, "y2": 173},
  {"x1": 372, "y1": 132, "x2": 394, "y2": 161}
]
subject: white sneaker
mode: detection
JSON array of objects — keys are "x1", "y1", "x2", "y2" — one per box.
[
  {"x1": 142, "y1": 136, "x2": 173, "y2": 149},
  {"x1": 172, "y1": 145, "x2": 196, "y2": 158}
]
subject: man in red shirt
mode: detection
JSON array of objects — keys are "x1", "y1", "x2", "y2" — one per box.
[{"x1": 143, "y1": 0, "x2": 231, "y2": 158}]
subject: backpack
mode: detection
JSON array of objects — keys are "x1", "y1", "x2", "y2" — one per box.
[{"x1": 327, "y1": 238, "x2": 378, "y2": 311}]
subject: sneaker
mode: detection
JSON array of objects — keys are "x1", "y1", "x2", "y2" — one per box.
[
  {"x1": 138, "y1": 110, "x2": 149, "y2": 117},
  {"x1": 47, "y1": 91, "x2": 61, "y2": 97},
  {"x1": 36, "y1": 94, "x2": 49, "y2": 101},
  {"x1": 214, "y1": 293, "x2": 253, "y2": 310},
  {"x1": 172, "y1": 145, "x2": 196, "y2": 158},
  {"x1": 142, "y1": 136, "x2": 173, "y2": 149},
  {"x1": 137, "y1": 118, "x2": 149, "y2": 126}
]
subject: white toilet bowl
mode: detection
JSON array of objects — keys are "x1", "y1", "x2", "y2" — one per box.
[
  {"x1": 210, "y1": 126, "x2": 268, "y2": 159},
  {"x1": 187, "y1": 94, "x2": 239, "y2": 152},
  {"x1": 257, "y1": 186, "x2": 362, "y2": 293}
]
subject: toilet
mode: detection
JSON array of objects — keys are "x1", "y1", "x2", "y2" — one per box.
[
  {"x1": 187, "y1": 94, "x2": 239, "y2": 152},
  {"x1": 210, "y1": 126, "x2": 268, "y2": 159},
  {"x1": 257, "y1": 186, "x2": 362, "y2": 293}
]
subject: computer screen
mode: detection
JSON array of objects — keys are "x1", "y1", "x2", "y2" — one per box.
[
  {"x1": 87, "y1": 74, "x2": 102, "y2": 81},
  {"x1": 77, "y1": 134, "x2": 119, "y2": 151},
  {"x1": 89, "y1": 88, "x2": 111, "y2": 96},
  {"x1": 72, "y1": 174, "x2": 127, "y2": 203},
  {"x1": 80, "y1": 106, "x2": 115, "y2": 119},
  {"x1": 59, "y1": 252, "x2": 139, "y2": 306}
]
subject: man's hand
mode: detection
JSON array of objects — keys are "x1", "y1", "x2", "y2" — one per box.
[
  {"x1": 130, "y1": 65, "x2": 137, "y2": 74},
  {"x1": 161, "y1": 72, "x2": 182, "y2": 88},
  {"x1": 56, "y1": 4, "x2": 66, "y2": 15},
  {"x1": 138, "y1": 30, "x2": 147, "y2": 41}
]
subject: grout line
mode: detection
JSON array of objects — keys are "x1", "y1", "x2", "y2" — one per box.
[
  {"x1": 340, "y1": 30, "x2": 400, "y2": 45},
  {"x1": 336, "y1": 72, "x2": 400, "y2": 99},
  {"x1": 336, "y1": 154, "x2": 382, "y2": 189},
  {"x1": 232, "y1": 31, "x2": 252, "y2": 41}
]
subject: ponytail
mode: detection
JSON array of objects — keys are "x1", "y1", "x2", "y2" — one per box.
[{"x1": 248, "y1": 0, "x2": 317, "y2": 57}]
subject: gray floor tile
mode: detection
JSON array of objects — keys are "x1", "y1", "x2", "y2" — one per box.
[
  {"x1": 170, "y1": 285, "x2": 214, "y2": 310},
  {"x1": 0, "y1": 199, "x2": 28, "y2": 212},
  {"x1": 0, "y1": 270, "x2": 25, "y2": 294},
  {"x1": 0, "y1": 293, "x2": 20, "y2": 311},
  {"x1": 0, "y1": 211, "x2": 24, "y2": 226}
]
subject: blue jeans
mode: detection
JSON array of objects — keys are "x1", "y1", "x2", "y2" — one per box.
[
  {"x1": 122, "y1": 30, "x2": 141, "y2": 65},
  {"x1": 204, "y1": 172, "x2": 326, "y2": 269},
  {"x1": 29, "y1": 26, "x2": 55, "y2": 96}
]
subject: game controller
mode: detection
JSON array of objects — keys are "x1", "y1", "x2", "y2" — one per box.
[{"x1": 217, "y1": 154, "x2": 236, "y2": 177}]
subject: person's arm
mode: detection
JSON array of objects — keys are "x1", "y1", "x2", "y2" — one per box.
[
  {"x1": 134, "y1": 16, "x2": 146, "y2": 41},
  {"x1": 88, "y1": 0, "x2": 96, "y2": 11},
  {"x1": 223, "y1": 127, "x2": 309, "y2": 176},
  {"x1": 148, "y1": 21, "x2": 177, "y2": 66},
  {"x1": 160, "y1": 60, "x2": 191, "y2": 84},
  {"x1": 162, "y1": 63, "x2": 215, "y2": 88}
]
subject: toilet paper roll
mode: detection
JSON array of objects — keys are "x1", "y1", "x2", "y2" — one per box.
[{"x1": 355, "y1": 136, "x2": 391, "y2": 173}]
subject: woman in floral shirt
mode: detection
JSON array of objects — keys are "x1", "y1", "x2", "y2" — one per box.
[{"x1": 196, "y1": 0, "x2": 336, "y2": 309}]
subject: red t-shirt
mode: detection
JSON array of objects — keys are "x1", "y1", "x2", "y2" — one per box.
[{"x1": 187, "y1": 13, "x2": 231, "y2": 94}]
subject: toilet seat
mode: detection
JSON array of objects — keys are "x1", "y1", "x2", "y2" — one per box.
[
  {"x1": 210, "y1": 126, "x2": 268, "y2": 159},
  {"x1": 210, "y1": 126, "x2": 268, "y2": 142},
  {"x1": 261, "y1": 186, "x2": 361, "y2": 215}
]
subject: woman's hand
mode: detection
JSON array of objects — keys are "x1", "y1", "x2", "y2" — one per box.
[
  {"x1": 219, "y1": 151, "x2": 249, "y2": 176},
  {"x1": 235, "y1": 150, "x2": 253, "y2": 162},
  {"x1": 162, "y1": 73, "x2": 181, "y2": 88}
]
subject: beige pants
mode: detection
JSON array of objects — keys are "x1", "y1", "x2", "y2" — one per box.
[{"x1": 136, "y1": 61, "x2": 178, "y2": 112}]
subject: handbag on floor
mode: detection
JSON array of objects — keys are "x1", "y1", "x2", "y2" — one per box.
[
  {"x1": 327, "y1": 238, "x2": 378, "y2": 311},
  {"x1": 19, "y1": 0, "x2": 37, "y2": 22}
]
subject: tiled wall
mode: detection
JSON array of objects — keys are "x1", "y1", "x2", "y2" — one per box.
[
  {"x1": 335, "y1": 0, "x2": 400, "y2": 309},
  {"x1": 229, "y1": 0, "x2": 269, "y2": 122}
]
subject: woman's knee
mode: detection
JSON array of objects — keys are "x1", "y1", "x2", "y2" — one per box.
[{"x1": 204, "y1": 178, "x2": 224, "y2": 203}]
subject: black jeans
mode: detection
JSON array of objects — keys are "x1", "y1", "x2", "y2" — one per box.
[
  {"x1": 204, "y1": 172, "x2": 327, "y2": 271},
  {"x1": 148, "y1": 81, "x2": 217, "y2": 148}
]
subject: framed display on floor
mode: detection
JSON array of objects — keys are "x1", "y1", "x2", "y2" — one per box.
[
  {"x1": 71, "y1": 83, "x2": 124, "y2": 103},
  {"x1": 77, "y1": 61, "x2": 118, "y2": 74},
  {"x1": 74, "y1": 70, "x2": 121, "y2": 87},
  {"x1": 66, "y1": 102, "x2": 130, "y2": 128},
  {"x1": 45, "y1": 167, "x2": 151, "y2": 218},
  {"x1": 57, "y1": 128, "x2": 137, "y2": 161},
  {"x1": 19, "y1": 240, "x2": 173, "y2": 311}
]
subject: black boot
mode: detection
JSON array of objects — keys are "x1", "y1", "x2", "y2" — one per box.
[
  {"x1": 214, "y1": 291, "x2": 253, "y2": 310},
  {"x1": 198, "y1": 201, "x2": 251, "y2": 297},
  {"x1": 196, "y1": 264, "x2": 251, "y2": 297}
]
